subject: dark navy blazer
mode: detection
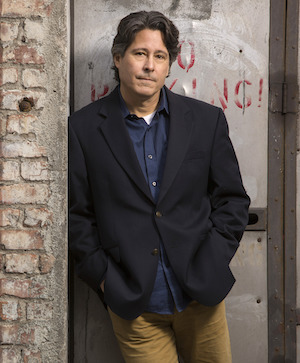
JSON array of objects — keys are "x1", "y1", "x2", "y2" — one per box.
[{"x1": 69, "y1": 86, "x2": 250, "y2": 320}]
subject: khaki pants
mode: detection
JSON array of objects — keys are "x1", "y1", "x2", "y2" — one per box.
[{"x1": 108, "y1": 300, "x2": 232, "y2": 363}]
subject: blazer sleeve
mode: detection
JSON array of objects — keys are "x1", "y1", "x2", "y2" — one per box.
[
  {"x1": 208, "y1": 108, "x2": 250, "y2": 258},
  {"x1": 68, "y1": 119, "x2": 108, "y2": 292},
  {"x1": 180, "y1": 108, "x2": 250, "y2": 304}
]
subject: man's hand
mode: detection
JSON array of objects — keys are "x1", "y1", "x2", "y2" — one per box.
[{"x1": 100, "y1": 280, "x2": 105, "y2": 292}]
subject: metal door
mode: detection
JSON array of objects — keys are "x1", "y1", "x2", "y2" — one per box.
[{"x1": 70, "y1": 1, "x2": 298, "y2": 361}]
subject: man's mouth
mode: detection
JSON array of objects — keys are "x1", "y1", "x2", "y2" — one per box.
[{"x1": 137, "y1": 76, "x2": 156, "y2": 82}]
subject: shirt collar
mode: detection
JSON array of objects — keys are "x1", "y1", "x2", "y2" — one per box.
[{"x1": 118, "y1": 86, "x2": 169, "y2": 119}]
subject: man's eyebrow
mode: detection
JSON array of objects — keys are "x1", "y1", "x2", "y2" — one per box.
[{"x1": 131, "y1": 47, "x2": 168, "y2": 55}]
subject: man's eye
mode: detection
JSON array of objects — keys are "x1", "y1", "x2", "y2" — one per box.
[
  {"x1": 156, "y1": 54, "x2": 166, "y2": 60},
  {"x1": 135, "y1": 52, "x2": 145, "y2": 56}
]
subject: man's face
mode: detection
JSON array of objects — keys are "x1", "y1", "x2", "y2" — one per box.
[{"x1": 114, "y1": 29, "x2": 170, "y2": 106}]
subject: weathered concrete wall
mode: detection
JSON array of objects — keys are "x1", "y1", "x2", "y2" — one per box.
[{"x1": 0, "y1": 0, "x2": 68, "y2": 361}]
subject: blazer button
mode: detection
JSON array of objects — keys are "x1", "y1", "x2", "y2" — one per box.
[
  {"x1": 151, "y1": 248, "x2": 159, "y2": 256},
  {"x1": 155, "y1": 211, "x2": 163, "y2": 218}
]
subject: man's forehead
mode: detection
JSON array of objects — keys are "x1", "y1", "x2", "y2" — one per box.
[{"x1": 128, "y1": 29, "x2": 168, "y2": 50}]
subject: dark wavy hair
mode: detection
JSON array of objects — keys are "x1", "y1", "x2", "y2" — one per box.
[{"x1": 111, "y1": 11, "x2": 180, "y2": 82}]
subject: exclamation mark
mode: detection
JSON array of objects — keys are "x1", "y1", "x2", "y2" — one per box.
[
  {"x1": 91, "y1": 84, "x2": 96, "y2": 102},
  {"x1": 258, "y1": 78, "x2": 263, "y2": 107},
  {"x1": 192, "y1": 78, "x2": 196, "y2": 97}
]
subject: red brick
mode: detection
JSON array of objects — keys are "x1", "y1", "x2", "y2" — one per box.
[
  {"x1": 23, "y1": 349, "x2": 42, "y2": 363},
  {"x1": 5, "y1": 253, "x2": 39, "y2": 273},
  {"x1": 24, "y1": 208, "x2": 52, "y2": 227},
  {"x1": 39, "y1": 254, "x2": 55, "y2": 273},
  {"x1": 19, "y1": 328, "x2": 35, "y2": 345},
  {"x1": 3, "y1": 45, "x2": 44, "y2": 64},
  {"x1": 0, "y1": 347, "x2": 22, "y2": 362},
  {"x1": 6, "y1": 114, "x2": 37, "y2": 135},
  {"x1": 0, "y1": 209, "x2": 21, "y2": 227},
  {"x1": 26, "y1": 301, "x2": 52, "y2": 320},
  {"x1": 0, "y1": 278, "x2": 46, "y2": 298},
  {"x1": 0, "y1": 324, "x2": 35, "y2": 344},
  {"x1": 0, "y1": 21, "x2": 19, "y2": 42},
  {"x1": 0, "y1": 160, "x2": 20, "y2": 181},
  {"x1": 0, "y1": 184, "x2": 50, "y2": 204},
  {"x1": 1, "y1": 0, "x2": 54, "y2": 17},
  {"x1": 21, "y1": 160, "x2": 49, "y2": 181},
  {"x1": 0, "y1": 141, "x2": 46, "y2": 157},
  {"x1": 0, "y1": 230, "x2": 43, "y2": 250},
  {"x1": 0, "y1": 300, "x2": 20, "y2": 321},
  {"x1": 0, "y1": 324, "x2": 18, "y2": 344},
  {"x1": 0, "y1": 68, "x2": 18, "y2": 86}
]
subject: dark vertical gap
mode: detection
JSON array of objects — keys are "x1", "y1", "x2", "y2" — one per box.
[
  {"x1": 68, "y1": 1, "x2": 75, "y2": 362},
  {"x1": 70, "y1": 0, "x2": 75, "y2": 114}
]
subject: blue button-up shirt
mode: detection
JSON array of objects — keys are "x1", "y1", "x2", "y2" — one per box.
[{"x1": 119, "y1": 87, "x2": 191, "y2": 314}]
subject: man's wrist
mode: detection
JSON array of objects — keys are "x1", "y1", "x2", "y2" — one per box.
[{"x1": 100, "y1": 279, "x2": 105, "y2": 292}]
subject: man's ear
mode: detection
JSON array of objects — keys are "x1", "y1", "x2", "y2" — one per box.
[{"x1": 113, "y1": 54, "x2": 121, "y2": 68}]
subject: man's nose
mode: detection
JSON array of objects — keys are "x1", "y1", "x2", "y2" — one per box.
[{"x1": 144, "y1": 56, "x2": 154, "y2": 71}]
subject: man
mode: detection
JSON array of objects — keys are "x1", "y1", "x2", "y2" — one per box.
[{"x1": 69, "y1": 10, "x2": 250, "y2": 363}]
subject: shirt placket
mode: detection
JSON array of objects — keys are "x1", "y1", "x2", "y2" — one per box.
[{"x1": 144, "y1": 122, "x2": 159, "y2": 203}]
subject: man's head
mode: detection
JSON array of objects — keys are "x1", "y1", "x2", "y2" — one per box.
[{"x1": 111, "y1": 11, "x2": 179, "y2": 83}]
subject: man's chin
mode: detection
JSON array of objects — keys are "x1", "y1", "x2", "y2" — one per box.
[
  {"x1": 135, "y1": 85, "x2": 155, "y2": 94},
  {"x1": 136, "y1": 89, "x2": 160, "y2": 100}
]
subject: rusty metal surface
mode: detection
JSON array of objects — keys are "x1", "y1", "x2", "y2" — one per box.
[
  {"x1": 268, "y1": 0, "x2": 286, "y2": 361},
  {"x1": 283, "y1": 0, "x2": 298, "y2": 361},
  {"x1": 268, "y1": 0, "x2": 299, "y2": 362},
  {"x1": 268, "y1": 0, "x2": 298, "y2": 362}
]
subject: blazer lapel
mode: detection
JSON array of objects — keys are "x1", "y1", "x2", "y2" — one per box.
[
  {"x1": 97, "y1": 88, "x2": 154, "y2": 203},
  {"x1": 158, "y1": 88, "x2": 193, "y2": 203}
]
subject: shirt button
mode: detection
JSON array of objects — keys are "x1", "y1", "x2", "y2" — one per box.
[
  {"x1": 152, "y1": 181, "x2": 157, "y2": 187},
  {"x1": 155, "y1": 211, "x2": 162, "y2": 218},
  {"x1": 148, "y1": 154, "x2": 153, "y2": 159},
  {"x1": 151, "y1": 248, "x2": 159, "y2": 256}
]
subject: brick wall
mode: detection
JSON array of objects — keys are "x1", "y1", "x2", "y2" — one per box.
[{"x1": 0, "y1": 0, "x2": 68, "y2": 361}]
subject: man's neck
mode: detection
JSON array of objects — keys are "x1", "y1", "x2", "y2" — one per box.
[
  {"x1": 126, "y1": 101, "x2": 158, "y2": 117},
  {"x1": 120, "y1": 87, "x2": 162, "y2": 117}
]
